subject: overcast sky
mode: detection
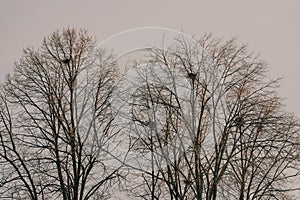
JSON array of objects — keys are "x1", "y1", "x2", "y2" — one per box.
[
  {"x1": 0, "y1": 0, "x2": 300, "y2": 197},
  {"x1": 1, "y1": 0, "x2": 299, "y2": 116}
]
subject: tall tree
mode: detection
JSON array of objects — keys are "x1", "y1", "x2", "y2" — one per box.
[
  {"x1": 126, "y1": 35, "x2": 300, "y2": 200},
  {"x1": 0, "y1": 28, "x2": 120, "y2": 199}
]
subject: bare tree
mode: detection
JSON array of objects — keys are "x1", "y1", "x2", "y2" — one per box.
[
  {"x1": 126, "y1": 35, "x2": 300, "y2": 199},
  {"x1": 0, "y1": 28, "x2": 121, "y2": 199},
  {"x1": 0, "y1": 28, "x2": 299, "y2": 200}
]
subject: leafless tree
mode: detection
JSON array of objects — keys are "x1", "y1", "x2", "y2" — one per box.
[
  {"x1": 1, "y1": 28, "x2": 299, "y2": 200},
  {"x1": 126, "y1": 35, "x2": 300, "y2": 200},
  {"x1": 0, "y1": 28, "x2": 121, "y2": 199}
]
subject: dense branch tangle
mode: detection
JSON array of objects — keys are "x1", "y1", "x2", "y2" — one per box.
[
  {"x1": 127, "y1": 35, "x2": 300, "y2": 200},
  {"x1": 0, "y1": 28, "x2": 120, "y2": 199},
  {"x1": 0, "y1": 28, "x2": 299, "y2": 200}
]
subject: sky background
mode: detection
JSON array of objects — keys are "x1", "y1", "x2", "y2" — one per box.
[
  {"x1": 1, "y1": 0, "x2": 299, "y2": 116},
  {"x1": 0, "y1": 0, "x2": 300, "y2": 197}
]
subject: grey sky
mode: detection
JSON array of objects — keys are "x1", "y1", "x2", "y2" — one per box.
[
  {"x1": 0, "y1": 0, "x2": 300, "y2": 197},
  {"x1": 1, "y1": 1, "x2": 299, "y2": 116}
]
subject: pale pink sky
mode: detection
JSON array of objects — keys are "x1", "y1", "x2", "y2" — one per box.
[
  {"x1": 0, "y1": 0, "x2": 300, "y2": 197},
  {"x1": 0, "y1": 1, "x2": 299, "y2": 106}
]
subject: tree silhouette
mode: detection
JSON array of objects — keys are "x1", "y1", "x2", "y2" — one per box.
[
  {"x1": 0, "y1": 29, "x2": 299, "y2": 200},
  {"x1": 125, "y1": 35, "x2": 300, "y2": 200},
  {"x1": 0, "y1": 28, "x2": 121, "y2": 199}
]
